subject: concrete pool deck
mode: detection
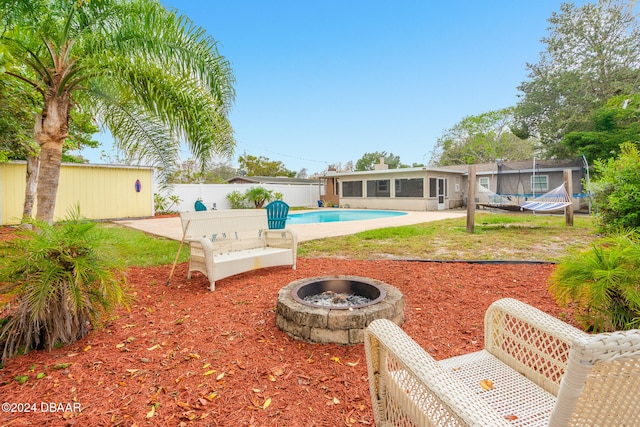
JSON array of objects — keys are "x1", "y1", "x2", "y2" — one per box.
[{"x1": 114, "y1": 209, "x2": 467, "y2": 242}]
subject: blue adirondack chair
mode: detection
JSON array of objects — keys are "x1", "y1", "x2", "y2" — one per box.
[
  {"x1": 265, "y1": 200, "x2": 289, "y2": 229},
  {"x1": 194, "y1": 199, "x2": 207, "y2": 211}
]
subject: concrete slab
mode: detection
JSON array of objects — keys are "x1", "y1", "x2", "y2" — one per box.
[{"x1": 114, "y1": 209, "x2": 467, "y2": 242}]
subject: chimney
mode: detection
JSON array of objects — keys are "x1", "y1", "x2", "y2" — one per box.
[{"x1": 374, "y1": 157, "x2": 388, "y2": 170}]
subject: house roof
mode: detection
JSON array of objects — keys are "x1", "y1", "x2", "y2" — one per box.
[
  {"x1": 321, "y1": 166, "x2": 465, "y2": 178},
  {"x1": 226, "y1": 175, "x2": 319, "y2": 185},
  {"x1": 442, "y1": 158, "x2": 584, "y2": 174},
  {"x1": 321, "y1": 159, "x2": 584, "y2": 178}
]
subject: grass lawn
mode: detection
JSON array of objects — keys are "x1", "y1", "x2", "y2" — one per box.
[
  {"x1": 0, "y1": 212, "x2": 598, "y2": 272},
  {"x1": 298, "y1": 211, "x2": 597, "y2": 262}
]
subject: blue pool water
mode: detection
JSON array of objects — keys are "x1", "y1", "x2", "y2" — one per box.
[{"x1": 286, "y1": 210, "x2": 407, "y2": 224}]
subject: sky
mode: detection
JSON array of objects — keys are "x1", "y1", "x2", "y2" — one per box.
[{"x1": 77, "y1": 1, "x2": 574, "y2": 175}]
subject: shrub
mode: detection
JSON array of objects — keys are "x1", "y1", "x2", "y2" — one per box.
[
  {"x1": 0, "y1": 208, "x2": 128, "y2": 361},
  {"x1": 549, "y1": 229, "x2": 640, "y2": 332},
  {"x1": 226, "y1": 190, "x2": 249, "y2": 209},
  {"x1": 588, "y1": 142, "x2": 640, "y2": 233},
  {"x1": 154, "y1": 193, "x2": 181, "y2": 214},
  {"x1": 154, "y1": 193, "x2": 167, "y2": 212}
]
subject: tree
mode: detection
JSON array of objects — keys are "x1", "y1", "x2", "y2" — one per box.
[
  {"x1": 296, "y1": 168, "x2": 308, "y2": 179},
  {"x1": 238, "y1": 154, "x2": 295, "y2": 177},
  {"x1": 562, "y1": 94, "x2": 640, "y2": 163},
  {"x1": 326, "y1": 161, "x2": 353, "y2": 173},
  {"x1": 515, "y1": 0, "x2": 640, "y2": 157},
  {"x1": 355, "y1": 151, "x2": 401, "y2": 171},
  {"x1": 167, "y1": 159, "x2": 237, "y2": 183},
  {"x1": 0, "y1": 0, "x2": 235, "y2": 224},
  {"x1": 0, "y1": 73, "x2": 42, "y2": 218},
  {"x1": 588, "y1": 142, "x2": 640, "y2": 233},
  {"x1": 430, "y1": 107, "x2": 537, "y2": 166}
]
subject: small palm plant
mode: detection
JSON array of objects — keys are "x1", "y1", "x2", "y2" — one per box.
[
  {"x1": 0, "y1": 208, "x2": 128, "y2": 361},
  {"x1": 245, "y1": 187, "x2": 274, "y2": 208},
  {"x1": 549, "y1": 229, "x2": 640, "y2": 332}
]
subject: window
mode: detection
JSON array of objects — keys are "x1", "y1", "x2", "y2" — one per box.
[
  {"x1": 366, "y1": 179, "x2": 390, "y2": 197},
  {"x1": 342, "y1": 181, "x2": 363, "y2": 197},
  {"x1": 395, "y1": 178, "x2": 423, "y2": 197},
  {"x1": 478, "y1": 177, "x2": 490, "y2": 189},
  {"x1": 531, "y1": 175, "x2": 548, "y2": 192},
  {"x1": 429, "y1": 178, "x2": 437, "y2": 197}
]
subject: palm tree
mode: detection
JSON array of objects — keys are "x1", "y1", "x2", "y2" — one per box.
[{"x1": 0, "y1": 0, "x2": 235, "y2": 224}]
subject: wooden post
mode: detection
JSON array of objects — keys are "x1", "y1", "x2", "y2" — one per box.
[
  {"x1": 564, "y1": 169, "x2": 574, "y2": 227},
  {"x1": 467, "y1": 165, "x2": 476, "y2": 233}
]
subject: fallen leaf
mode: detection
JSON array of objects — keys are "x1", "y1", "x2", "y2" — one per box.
[
  {"x1": 146, "y1": 406, "x2": 155, "y2": 418},
  {"x1": 189, "y1": 353, "x2": 200, "y2": 359},
  {"x1": 330, "y1": 356, "x2": 342, "y2": 364},
  {"x1": 83, "y1": 345, "x2": 91, "y2": 352},
  {"x1": 147, "y1": 344, "x2": 161, "y2": 351},
  {"x1": 52, "y1": 363, "x2": 71, "y2": 370},
  {"x1": 116, "y1": 343, "x2": 125, "y2": 349},
  {"x1": 504, "y1": 414, "x2": 518, "y2": 421},
  {"x1": 216, "y1": 372, "x2": 225, "y2": 380},
  {"x1": 480, "y1": 379, "x2": 494, "y2": 391},
  {"x1": 263, "y1": 398, "x2": 271, "y2": 409},
  {"x1": 345, "y1": 360, "x2": 359, "y2": 367},
  {"x1": 333, "y1": 397, "x2": 340, "y2": 404},
  {"x1": 203, "y1": 370, "x2": 216, "y2": 376},
  {"x1": 181, "y1": 411, "x2": 197, "y2": 420},
  {"x1": 176, "y1": 401, "x2": 190, "y2": 409}
]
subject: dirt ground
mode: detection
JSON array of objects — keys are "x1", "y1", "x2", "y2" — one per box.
[{"x1": 0, "y1": 257, "x2": 574, "y2": 426}]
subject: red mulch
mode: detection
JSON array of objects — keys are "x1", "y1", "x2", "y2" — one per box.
[{"x1": 0, "y1": 258, "x2": 574, "y2": 426}]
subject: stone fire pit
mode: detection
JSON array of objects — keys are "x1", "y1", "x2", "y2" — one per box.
[{"x1": 275, "y1": 276, "x2": 404, "y2": 344}]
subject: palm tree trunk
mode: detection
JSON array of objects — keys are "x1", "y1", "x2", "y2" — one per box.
[
  {"x1": 22, "y1": 115, "x2": 41, "y2": 221},
  {"x1": 35, "y1": 96, "x2": 70, "y2": 224},
  {"x1": 22, "y1": 152, "x2": 40, "y2": 221}
]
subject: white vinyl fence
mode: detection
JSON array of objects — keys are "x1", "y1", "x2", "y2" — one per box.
[{"x1": 158, "y1": 183, "x2": 323, "y2": 212}]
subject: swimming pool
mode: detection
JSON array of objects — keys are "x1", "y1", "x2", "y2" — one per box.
[{"x1": 286, "y1": 210, "x2": 407, "y2": 224}]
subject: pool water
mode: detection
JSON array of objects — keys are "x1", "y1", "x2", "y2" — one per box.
[{"x1": 286, "y1": 209, "x2": 407, "y2": 224}]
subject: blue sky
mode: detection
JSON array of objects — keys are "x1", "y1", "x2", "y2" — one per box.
[{"x1": 80, "y1": 1, "x2": 574, "y2": 174}]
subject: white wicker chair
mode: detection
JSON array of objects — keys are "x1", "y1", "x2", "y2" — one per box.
[{"x1": 364, "y1": 298, "x2": 640, "y2": 426}]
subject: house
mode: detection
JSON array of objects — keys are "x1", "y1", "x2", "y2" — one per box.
[{"x1": 319, "y1": 158, "x2": 587, "y2": 211}]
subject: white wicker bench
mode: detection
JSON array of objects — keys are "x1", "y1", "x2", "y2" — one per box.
[
  {"x1": 179, "y1": 210, "x2": 297, "y2": 291},
  {"x1": 364, "y1": 298, "x2": 640, "y2": 426}
]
